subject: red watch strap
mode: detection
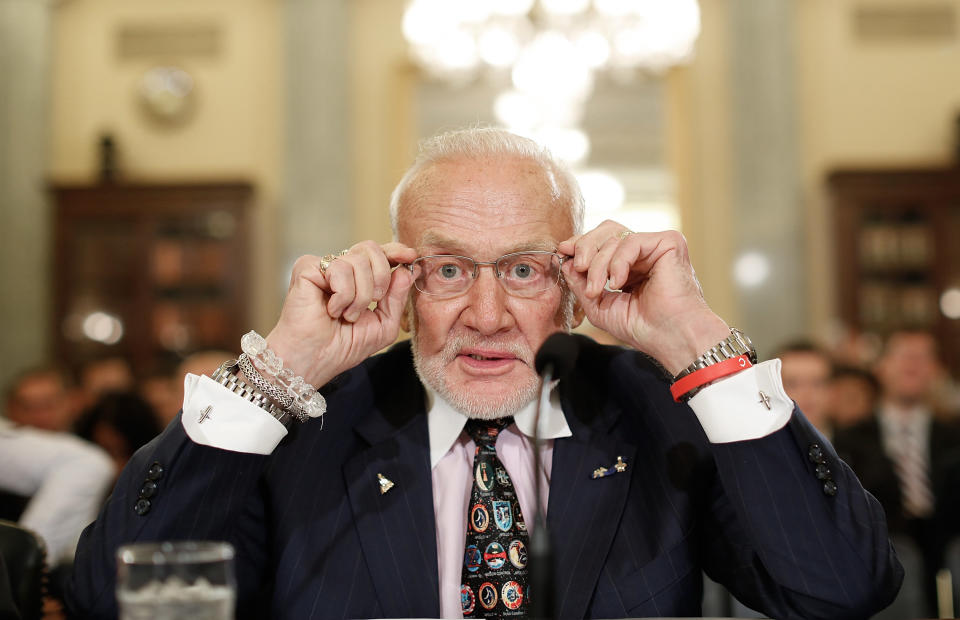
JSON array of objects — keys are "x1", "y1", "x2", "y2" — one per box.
[{"x1": 670, "y1": 354, "x2": 753, "y2": 402}]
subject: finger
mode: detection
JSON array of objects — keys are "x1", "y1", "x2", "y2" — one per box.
[
  {"x1": 567, "y1": 220, "x2": 624, "y2": 271},
  {"x1": 326, "y1": 259, "x2": 357, "y2": 319},
  {"x1": 375, "y1": 266, "x2": 414, "y2": 325},
  {"x1": 608, "y1": 233, "x2": 643, "y2": 290},
  {"x1": 383, "y1": 242, "x2": 419, "y2": 266},
  {"x1": 357, "y1": 242, "x2": 393, "y2": 302},
  {"x1": 289, "y1": 255, "x2": 327, "y2": 290},
  {"x1": 341, "y1": 251, "x2": 376, "y2": 322},
  {"x1": 571, "y1": 233, "x2": 602, "y2": 272},
  {"x1": 585, "y1": 237, "x2": 619, "y2": 298},
  {"x1": 561, "y1": 261, "x2": 590, "y2": 310},
  {"x1": 557, "y1": 234, "x2": 581, "y2": 258}
]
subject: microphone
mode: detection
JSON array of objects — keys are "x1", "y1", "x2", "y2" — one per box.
[
  {"x1": 534, "y1": 332, "x2": 580, "y2": 379},
  {"x1": 531, "y1": 332, "x2": 579, "y2": 619}
]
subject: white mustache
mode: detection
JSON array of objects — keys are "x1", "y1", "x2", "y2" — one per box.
[{"x1": 441, "y1": 332, "x2": 533, "y2": 366}]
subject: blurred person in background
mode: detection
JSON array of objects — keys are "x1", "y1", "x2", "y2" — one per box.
[
  {"x1": 0, "y1": 417, "x2": 113, "y2": 565},
  {"x1": 138, "y1": 364, "x2": 180, "y2": 429},
  {"x1": 74, "y1": 392, "x2": 164, "y2": 476},
  {"x1": 829, "y1": 364, "x2": 880, "y2": 431},
  {"x1": 775, "y1": 340, "x2": 834, "y2": 438},
  {"x1": 75, "y1": 355, "x2": 135, "y2": 412},
  {"x1": 834, "y1": 329, "x2": 960, "y2": 616},
  {"x1": 4, "y1": 366, "x2": 76, "y2": 432}
]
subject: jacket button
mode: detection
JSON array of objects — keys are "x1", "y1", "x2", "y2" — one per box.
[
  {"x1": 807, "y1": 444, "x2": 825, "y2": 464},
  {"x1": 134, "y1": 498, "x2": 152, "y2": 515},
  {"x1": 139, "y1": 480, "x2": 159, "y2": 499},
  {"x1": 815, "y1": 463, "x2": 831, "y2": 480},
  {"x1": 146, "y1": 462, "x2": 164, "y2": 481},
  {"x1": 822, "y1": 480, "x2": 838, "y2": 496}
]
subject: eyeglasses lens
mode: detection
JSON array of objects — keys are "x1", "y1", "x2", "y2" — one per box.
[{"x1": 412, "y1": 252, "x2": 560, "y2": 298}]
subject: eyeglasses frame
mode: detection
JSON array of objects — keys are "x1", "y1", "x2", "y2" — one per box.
[{"x1": 406, "y1": 250, "x2": 567, "y2": 299}]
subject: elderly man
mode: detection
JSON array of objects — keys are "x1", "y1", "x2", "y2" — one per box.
[{"x1": 69, "y1": 129, "x2": 900, "y2": 619}]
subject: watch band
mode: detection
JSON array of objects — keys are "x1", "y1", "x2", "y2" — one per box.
[
  {"x1": 211, "y1": 359, "x2": 294, "y2": 428},
  {"x1": 673, "y1": 328, "x2": 757, "y2": 381}
]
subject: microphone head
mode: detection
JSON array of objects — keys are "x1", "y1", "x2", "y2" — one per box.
[{"x1": 535, "y1": 333, "x2": 580, "y2": 378}]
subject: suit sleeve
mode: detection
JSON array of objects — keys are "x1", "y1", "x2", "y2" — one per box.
[
  {"x1": 700, "y1": 408, "x2": 904, "y2": 619},
  {"x1": 66, "y1": 414, "x2": 274, "y2": 619}
]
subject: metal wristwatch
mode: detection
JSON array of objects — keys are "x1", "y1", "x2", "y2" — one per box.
[
  {"x1": 673, "y1": 328, "x2": 758, "y2": 382},
  {"x1": 211, "y1": 359, "x2": 294, "y2": 428}
]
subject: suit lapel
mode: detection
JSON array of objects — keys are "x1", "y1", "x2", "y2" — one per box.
[
  {"x1": 547, "y1": 361, "x2": 636, "y2": 618},
  {"x1": 341, "y1": 343, "x2": 440, "y2": 617}
]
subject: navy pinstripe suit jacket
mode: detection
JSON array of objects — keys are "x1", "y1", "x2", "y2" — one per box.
[{"x1": 68, "y1": 337, "x2": 902, "y2": 619}]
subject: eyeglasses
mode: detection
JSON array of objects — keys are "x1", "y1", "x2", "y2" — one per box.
[{"x1": 407, "y1": 251, "x2": 565, "y2": 299}]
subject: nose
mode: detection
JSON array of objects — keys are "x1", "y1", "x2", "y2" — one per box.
[{"x1": 460, "y1": 266, "x2": 515, "y2": 336}]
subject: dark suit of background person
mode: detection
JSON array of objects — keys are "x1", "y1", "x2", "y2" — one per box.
[
  {"x1": 833, "y1": 330, "x2": 960, "y2": 616},
  {"x1": 67, "y1": 337, "x2": 902, "y2": 619},
  {"x1": 834, "y1": 414, "x2": 960, "y2": 615}
]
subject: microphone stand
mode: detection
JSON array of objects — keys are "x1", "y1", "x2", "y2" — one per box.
[{"x1": 530, "y1": 364, "x2": 555, "y2": 620}]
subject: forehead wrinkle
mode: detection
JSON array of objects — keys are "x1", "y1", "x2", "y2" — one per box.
[{"x1": 417, "y1": 230, "x2": 556, "y2": 258}]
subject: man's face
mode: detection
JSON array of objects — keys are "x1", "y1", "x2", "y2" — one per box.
[
  {"x1": 398, "y1": 156, "x2": 574, "y2": 419},
  {"x1": 7, "y1": 373, "x2": 73, "y2": 432},
  {"x1": 876, "y1": 332, "x2": 941, "y2": 405},
  {"x1": 780, "y1": 351, "x2": 831, "y2": 430}
]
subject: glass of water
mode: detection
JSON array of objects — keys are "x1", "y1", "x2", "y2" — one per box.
[{"x1": 116, "y1": 541, "x2": 236, "y2": 620}]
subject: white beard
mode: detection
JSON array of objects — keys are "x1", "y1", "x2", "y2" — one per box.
[
  {"x1": 410, "y1": 326, "x2": 539, "y2": 420},
  {"x1": 407, "y1": 290, "x2": 575, "y2": 420}
]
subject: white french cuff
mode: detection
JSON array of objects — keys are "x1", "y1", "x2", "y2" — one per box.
[
  {"x1": 687, "y1": 359, "x2": 792, "y2": 444},
  {"x1": 181, "y1": 373, "x2": 288, "y2": 455}
]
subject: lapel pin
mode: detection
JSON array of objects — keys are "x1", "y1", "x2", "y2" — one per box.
[
  {"x1": 377, "y1": 473, "x2": 395, "y2": 495},
  {"x1": 592, "y1": 456, "x2": 628, "y2": 479}
]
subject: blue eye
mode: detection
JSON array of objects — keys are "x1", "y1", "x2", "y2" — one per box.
[
  {"x1": 510, "y1": 263, "x2": 535, "y2": 279},
  {"x1": 438, "y1": 263, "x2": 462, "y2": 279}
]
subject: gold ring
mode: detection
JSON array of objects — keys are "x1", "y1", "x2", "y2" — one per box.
[
  {"x1": 617, "y1": 230, "x2": 633, "y2": 241},
  {"x1": 318, "y1": 254, "x2": 337, "y2": 274},
  {"x1": 320, "y1": 249, "x2": 349, "y2": 274}
]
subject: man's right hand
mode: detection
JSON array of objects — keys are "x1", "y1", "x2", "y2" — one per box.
[{"x1": 263, "y1": 241, "x2": 418, "y2": 388}]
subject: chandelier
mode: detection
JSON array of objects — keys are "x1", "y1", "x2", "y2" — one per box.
[{"x1": 402, "y1": 0, "x2": 701, "y2": 164}]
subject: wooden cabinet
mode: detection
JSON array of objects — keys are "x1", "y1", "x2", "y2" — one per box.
[
  {"x1": 51, "y1": 182, "x2": 252, "y2": 375},
  {"x1": 828, "y1": 167, "x2": 960, "y2": 377}
]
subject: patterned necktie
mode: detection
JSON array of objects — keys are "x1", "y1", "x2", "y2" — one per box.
[
  {"x1": 460, "y1": 417, "x2": 530, "y2": 618},
  {"x1": 894, "y1": 420, "x2": 934, "y2": 518}
]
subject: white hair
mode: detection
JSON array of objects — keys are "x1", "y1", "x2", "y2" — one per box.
[{"x1": 388, "y1": 127, "x2": 585, "y2": 239}]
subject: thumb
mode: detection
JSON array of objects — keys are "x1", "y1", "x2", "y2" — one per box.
[
  {"x1": 562, "y1": 261, "x2": 589, "y2": 302},
  {"x1": 376, "y1": 267, "x2": 414, "y2": 325}
]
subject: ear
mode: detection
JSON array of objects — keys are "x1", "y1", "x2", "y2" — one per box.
[
  {"x1": 399, "y1": 298, "x2": 413, "y2": 333},
  {"x1": 571, "y1": 299, "x2": 585, "y2": 329}
]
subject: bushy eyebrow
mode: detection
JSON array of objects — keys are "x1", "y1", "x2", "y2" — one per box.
[{"x1": 417, "y1": 231, "x2": 555, "y2": 256}]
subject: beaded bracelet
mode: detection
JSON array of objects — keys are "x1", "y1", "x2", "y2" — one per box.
[{"x1": 240, "y1": 331, "x2": 327, "y2": 420}]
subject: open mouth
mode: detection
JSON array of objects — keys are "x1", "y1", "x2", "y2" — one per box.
[
  {"x1": 466, "y1": 353, "x2": 510, "y2": 361},
  {"x1": 457, "y1": 349, "x2": 522, "y2": 372}
]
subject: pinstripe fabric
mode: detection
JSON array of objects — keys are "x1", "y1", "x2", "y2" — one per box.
[{"x1": 67, "y1": 337, "x2": 902, "y2": 619}]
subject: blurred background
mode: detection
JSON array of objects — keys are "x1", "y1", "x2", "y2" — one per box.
[
  {"x1": 3, "y1": 2, "x2": 960, "y2": 615},
  {"x1": 1, "y1": 0, "x2": 959, "y2": 392}
]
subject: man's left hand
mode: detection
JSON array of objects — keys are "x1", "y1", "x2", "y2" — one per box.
[{"x1": 558, "y1": 221, "x2": 731, "y2": 376}]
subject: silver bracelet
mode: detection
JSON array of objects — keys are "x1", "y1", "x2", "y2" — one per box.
[
  {"x1": 237, "y1": 354, "x2": 294, "y2": 411},
  {"x1": 211, "y1": 360, "x2": 294, "y2": 428},
  {"x1": 240, "y1": 331, "x2": 327, "y2": 420}
]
